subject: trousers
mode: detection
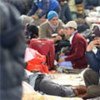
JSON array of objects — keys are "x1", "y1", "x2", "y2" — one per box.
[{"x1": 34, "y1": 74, "x2": 75, "y2": 97}]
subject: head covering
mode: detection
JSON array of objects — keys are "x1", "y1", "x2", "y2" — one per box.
[
  {"x1": 64, "y1": 21, "x2": 78, "y2": 29},
  {"x1": 0, "y1": 2, "x2": 23, "y2": 48},
  {"x1": 47, "y1": 11, "x2": 58, "y2": 20}
]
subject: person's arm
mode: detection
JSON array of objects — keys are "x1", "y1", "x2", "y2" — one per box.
[
  {"x1": 65, "y1": 40, "x2": 86, "y2": 61},
  {"x1": 39, "y1": 25, "x2": 62, "y2": 42},
  {"x1": 86, "y1": 51, "x2": 100, "y2": 73},
  {"x1": 59, "y1": 40, "x2": 86, "y2": 63},
  {"x1": 27, "y1": 3, "x2": 38, "y2": 16},
  {"x1": 86, "y1": 38, "x2": 100, "y2": 73},
  {"x1": 38, "y1": 0, "x2": 49, "y2": 18}
]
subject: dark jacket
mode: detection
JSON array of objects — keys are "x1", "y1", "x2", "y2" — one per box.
[
  {"x1": 84, "y1": 0, "x2": 100, "y2": 9},
  {"x1": 59, "y1": 2, "x2": 72, "y2": 23},
  {"x1": 86, "y1": 48, "x2": 100, "y2": 73}
]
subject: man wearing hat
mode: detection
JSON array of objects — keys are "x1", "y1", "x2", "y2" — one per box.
[
  {"x1": 82, "y1": 25, "x2": 100, "y2": 99},
  {"x1": 39, "y1": 11, "x2": 64, "y2": 42},
  {"x1": 58, "y1": 21, "x2": 88, "y2": 69}
]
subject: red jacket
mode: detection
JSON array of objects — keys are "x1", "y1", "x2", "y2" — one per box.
[{"x1": 65, "y1": 32, "x2": 88, "y2": 69}]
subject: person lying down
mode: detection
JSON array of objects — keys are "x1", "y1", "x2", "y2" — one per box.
[{"x1": 24, "y1": 70, "x2": 87, "y2": 97}]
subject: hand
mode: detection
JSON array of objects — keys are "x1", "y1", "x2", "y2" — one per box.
[
  {"x1": 87, "y1": 38, "x2": 100, "y2": 51},
  {"x1": 73, "y1": 85, "x2": 87, "y2": 96},
  {"x1": 58, "y1": 29, "x2": 64, "y2": 35},
  {"x1": 58, "y1": 57, "x2": 65, "y2": 63},
  {"x1": 55, "y1": 35, "x2": 62, "y2": 41},
  {"x1": 32, "y1": 15, "x2": 39, "y2": 20},
  {"x1": 87, "y1": 41, "x2": 95, "y2": 51},
  {"x1": 59, "y1": 53, "x2": 65, "y2": 57}
]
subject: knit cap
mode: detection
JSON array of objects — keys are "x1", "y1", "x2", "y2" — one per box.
[{"x1": 47, "y1": 11, "x2": 58, "y2": 20}]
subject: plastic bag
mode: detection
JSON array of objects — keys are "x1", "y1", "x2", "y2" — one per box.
[{"x1": 24, "y1": 48, "x2": 49, "y2": 73}]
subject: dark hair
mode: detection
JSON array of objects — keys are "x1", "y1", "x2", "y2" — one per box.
[
  {"x1": 26, "y1": 24, "x2": 39, "y2": 39},
  {"x1": 69, "y1": 27, "x2": 77, "y2": 30},
  {"x1": 92, "y1": 25, "x2": 100, "y2": 37},
  {"x1": 87, "y1": 25, "x2": 100, "y2": 42}
]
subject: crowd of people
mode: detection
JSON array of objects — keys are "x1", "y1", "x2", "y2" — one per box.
[{"x1": 0, "y1": 0, "x2": 100, "y2": 100}]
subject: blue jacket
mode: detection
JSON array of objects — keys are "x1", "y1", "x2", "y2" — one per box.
[
  {"x1": 86, "y1": 48, "x2": 100, "y2": 74},
  {"x1": 28, "y1": 0, "x2": 60, "y2": 18}
]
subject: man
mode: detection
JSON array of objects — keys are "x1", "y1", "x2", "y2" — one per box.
[
  {"x1": 58, "y1": 21, "x2": 88, "y2": 69},
  {"x1": 27, "y1": 0, "x2": 61, "y2": 19},
  {"x1": 58, "y1": 0, "x2": 72, "y2": 23},
  {"x1": 83, "y1": 25, "x2": 100, "y2": 99},
  {"x1": 25, "y1": 70, "x2": 87, "y2": 97},
  {"x1": 0, "y1": 2, "x2": 26, "y2": 100},
  {"x1": 39, "y1": 11, "x2": 64, "y2": 42}
]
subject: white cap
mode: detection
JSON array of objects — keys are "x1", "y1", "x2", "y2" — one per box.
[{"x1": 64, "y1": 21, "x2": 77, "y2": 29}]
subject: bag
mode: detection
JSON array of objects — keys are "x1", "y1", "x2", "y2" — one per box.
[
  {"x1": 29, "y1": 39, "x2": 55, "y2": 70},
  {"x1": 24, "y1": 48, "x2": 49, "y2": 73}
]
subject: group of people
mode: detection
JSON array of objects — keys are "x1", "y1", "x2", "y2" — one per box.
[
  {"x1": 0, "y1": 0, "x2": 100, "y2": 100},
  {"x1": 2, "y1": 0, "x2": 100, "y2": 24}
]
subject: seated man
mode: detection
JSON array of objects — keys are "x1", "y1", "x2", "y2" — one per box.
[
  {"x1": 39, "y1": 11, "x2": 64, "y2": 42},
  {"x1": 39, "y1": 10, "x2": 71, "y2": 54},
  {"x1": 58, "y1": 21, "x2": 88, "y2": 69},
  {"x1": 83, "y1": 28, "x2": 100, "y2": 99}
]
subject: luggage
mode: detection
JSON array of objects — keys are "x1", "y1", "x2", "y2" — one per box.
[
  {"x1": 24, "y1": 48, "x2": 49, "y2": 73},
  {"x1": 29, "y1": 39, "x2": 55, "y2": 70}
]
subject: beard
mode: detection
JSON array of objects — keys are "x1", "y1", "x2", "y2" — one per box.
[{"x1": 97, "y1": 45, "x2": 100, "y2": 49}]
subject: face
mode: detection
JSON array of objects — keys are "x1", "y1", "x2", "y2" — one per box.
[
  {"x1": 64, "y1": 27, "x2": 74, "y2": 37},
  {"x1": 97, "y1": 37, "x2": 100, "y2": 44},
  {"x1": 94, "y1": 37, "x2": 100, "y2": 46},
  {"x1": 49, "y1": 16, "x2": 59, "y2": 26}
]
